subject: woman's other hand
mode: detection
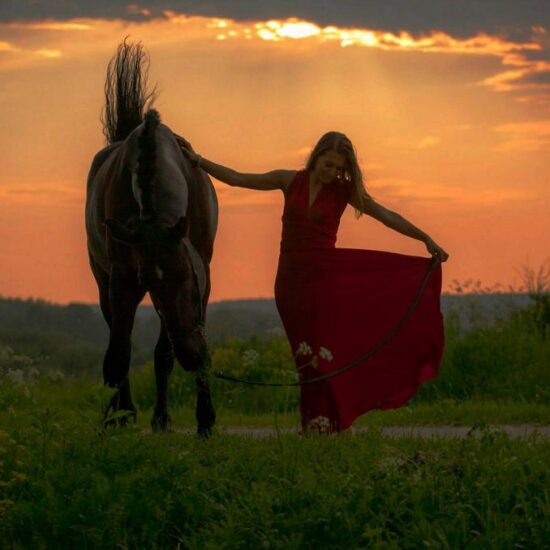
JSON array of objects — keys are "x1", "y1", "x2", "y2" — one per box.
[{"x1": 425, "y1": 237, "x2": 449, "y2": 262}]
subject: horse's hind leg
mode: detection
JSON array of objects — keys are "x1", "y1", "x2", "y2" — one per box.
[
  {"x1": 151, "y1": 320, "x2": 174, "y2": 432},
  {"x1": 195, "y1": 269, "x2": 216, "y2": 437}
]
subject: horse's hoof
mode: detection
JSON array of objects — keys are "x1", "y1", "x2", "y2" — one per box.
[
  {"x1": 104, "y1": 409, "x2": 137, "y2": 429},
  {"x1": 151, "y1": 412, "x2": 172, "y2": 433},
  {"x1": 197, "y1": 425, "x2": 214, "y2": 439}
]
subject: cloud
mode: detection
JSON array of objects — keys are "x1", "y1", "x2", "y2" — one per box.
[
  {"x1": 213, "y1": 183, "x2": 282, "y2": 207},
  {"x1": 492, "y1": 120, "x2": 550, "y2": 152},
  {"x1": 0, "y1": 184, "x2": 84, "y2": 204},
  {"x1": 4, "y1": 21, "x2": 93, "y2": 31},
  {"x1": 0, "y1": 40, "x2": 17, "y2": 52},
  {"x1": 126, "y1": 5, "x2": 152, "y2": 17},
  {"x1": 515, "y1": 93, "x2": 550, "y2": 105},
  {"x1": 0, "y1": 1, "x2": 548, "y2": 40},
  {"x1": 0, "y1": 38, "x2": 63, "y2": 67},
  {"x1": 448, "y1": 124, "x2": 472, "y2": 131},
  {"x1": 417, "y1": 136, "x2": 440, "y2": 149},
  {"x1": 371, "y1": 177, "x2": 536, "y2": 206},
  {"x1": 1, "y1": 7, "x2": 548, "y2": 101}
]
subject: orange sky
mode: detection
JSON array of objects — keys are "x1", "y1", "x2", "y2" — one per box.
[{"x1": 0, "y1": 14, "x2": 548, "y2": 303}]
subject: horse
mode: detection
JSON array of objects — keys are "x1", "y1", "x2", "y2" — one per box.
[{"x1": 85, "y1": 40, "x2": 218, "y2": 436}]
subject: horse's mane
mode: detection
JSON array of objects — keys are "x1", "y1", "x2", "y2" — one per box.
[{"x1": 101, "y1": 38, "x2": 157, "y2": 145}]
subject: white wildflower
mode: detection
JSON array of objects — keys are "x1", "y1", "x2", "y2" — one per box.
[
  {"x1": 48, "y1": 370, "x2": 65, "y2": 382},
  {"x1": 242, "y1": 349, "x2": 260, "y2": 367},
  {"x1": 29, "y1": 368, "x2": 40, "y2": 381},
  {"x1": 6, "y1": 369, "x2": 24, "y2": 385},
  {"x1": 21, "y1": 386, "x2": 31, "y2": 398},
  {"x1": 296, "y1": 342, "x2": 312, "y2": 356},
  {"x1": 307, "y1": 416, "x2": 331, "y2": 434},
  {"x1": 319, "y1": 347, "x2": 333, "y2": 361}
]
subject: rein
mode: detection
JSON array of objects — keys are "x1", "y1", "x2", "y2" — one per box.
[{"x1": 212, "y1": 256, "x2": 442, "y2": 387}]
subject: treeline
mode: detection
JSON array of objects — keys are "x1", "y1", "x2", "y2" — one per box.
[
  {"x1": 0, "y1": 296, "x2": 284, "y2": 349},
  {"x1": 0, "y1": 292, "x2": 543, "y2": 384},
  {"x1": 0, "y1": 293, "x2": 548, "y2": 411},
  {"x1": 0, "y1": 293, "x2": 533, "y2": 345},
  {"x1": 0, "y1": 296, "x2": 285, "y2": 378}
]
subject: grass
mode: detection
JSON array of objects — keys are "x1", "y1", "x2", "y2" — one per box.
[
  {"x1": 0, "y1": 283, "x2": 548, "y2": 547},
  {"x1": 0, "y1": 416, "x2": 547, "y2": 548},
  {"x1": 1, "y1": 376, "x2": 549, "y2": 435}
]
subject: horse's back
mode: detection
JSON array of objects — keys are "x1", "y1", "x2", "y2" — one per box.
[{"x1": 86, "y1": 123, "x2": 218, "y2": 270}]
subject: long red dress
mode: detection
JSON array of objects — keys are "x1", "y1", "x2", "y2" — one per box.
[{"x1": 274, "y1": 170, "x2": 445, "y2": 432}]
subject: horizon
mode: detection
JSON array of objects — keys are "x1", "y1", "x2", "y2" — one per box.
[
  {"x1": 1, "y1": 2, "x2": 549, "y2": 303},
  {"x1": 0, "y1": 288, "x2": 538, "y2": 308}
]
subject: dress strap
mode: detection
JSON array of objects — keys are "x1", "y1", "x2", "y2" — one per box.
[{"x1": 285, "y1": 169, "x2": 306, "y2": 196}]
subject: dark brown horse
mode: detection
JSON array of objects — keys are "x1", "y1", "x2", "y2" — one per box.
[{"x1": 86, "y1": 41, "x2": 217, "y2": 435}]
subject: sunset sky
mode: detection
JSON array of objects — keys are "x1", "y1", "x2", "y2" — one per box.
[{"x1": 0, "y1": 1, "x2": 549, "y2": 304}]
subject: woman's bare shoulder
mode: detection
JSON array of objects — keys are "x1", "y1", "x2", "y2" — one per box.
[{"x1": 272, "y1": 169, "x2": 299, "y2": 192}]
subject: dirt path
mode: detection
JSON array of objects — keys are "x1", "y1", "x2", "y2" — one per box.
[{"x1": 147, "y1": 425, "x2": 550, "y2": 438}]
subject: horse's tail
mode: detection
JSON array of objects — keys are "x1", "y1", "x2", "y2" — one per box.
[
  {"x1": 136, "y1": 108, "x2": 161, "y2": 219},
  {"x1": 101, "y1": 38, "x2": 157, "y2": 145}
]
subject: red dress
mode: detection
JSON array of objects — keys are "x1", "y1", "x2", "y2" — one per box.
[{"x1": 274, "y1": 170, "x2": 445, "y2": 432}]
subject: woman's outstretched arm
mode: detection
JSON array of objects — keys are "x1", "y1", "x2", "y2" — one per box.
[
  {"x1": 351, "y1": 194, "x2": 449, "y2": 261},
  {"x1": 175, "y1": 134, "x2": 295, "y2": 192}
]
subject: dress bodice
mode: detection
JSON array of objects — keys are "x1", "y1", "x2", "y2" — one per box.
[{"x1": 280, "y1": 170, "x2": 351, "y2": 251}]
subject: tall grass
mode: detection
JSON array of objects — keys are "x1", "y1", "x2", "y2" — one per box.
[
  {"x1": 0, "y1": 419, "x2": 547, "y2": 548},
  {"x1": 0, "y1": 270, "x2": 548, "y2": 547}
]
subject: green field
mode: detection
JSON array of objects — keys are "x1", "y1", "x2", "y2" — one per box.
[{"x1": 0, "y1": 291, "x2": 548, "y2": 547}]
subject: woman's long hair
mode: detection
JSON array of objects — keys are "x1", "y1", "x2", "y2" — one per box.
[
  {"x1": 101, "y1": 38, "x2": 157, "y2": 145},
  {"x1": 305, "y1": 131, "x2": 371, "y2": 217}
]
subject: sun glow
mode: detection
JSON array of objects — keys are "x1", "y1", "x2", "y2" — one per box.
[
  {"x1": 35, "y1": 49, "x2": 62, "y2": 58},
  {"x1": 189, "y1": 15, "x2": 546, "y2": 96},
  {"x1": 5, "y1": 21, "x2": 93, "y2": 31},
  {"x1": 0, "y1": 11, "x2": 548, "y2": 302},
  {"x1": 207, "y1": 16, "x2": 541, "y2": 56}
]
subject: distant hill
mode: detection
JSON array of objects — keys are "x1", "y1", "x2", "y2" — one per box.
[{"x1": 0, "y1": 293, "x2": 533, "y2": 351}]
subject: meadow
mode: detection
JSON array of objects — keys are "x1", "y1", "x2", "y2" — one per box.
[{"x1": 0, "y1": 286, "x2": 548, "y2": 547}]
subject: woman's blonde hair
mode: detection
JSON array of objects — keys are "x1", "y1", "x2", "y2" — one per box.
[{"x1": 305, "y1": 131, "x2": 370, "y2": 217}]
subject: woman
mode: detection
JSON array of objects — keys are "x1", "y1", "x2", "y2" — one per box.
[{"x1": 177, "y1": 131, "x2": 448, "y2": 433}]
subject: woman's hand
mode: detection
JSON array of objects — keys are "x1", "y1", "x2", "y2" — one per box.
[
  {"x1": 424, "y1": 237, "x2": 449, "y2": 262},
  {"x1": 174, "y1": 134, "x2": 200, "y2": 165}
]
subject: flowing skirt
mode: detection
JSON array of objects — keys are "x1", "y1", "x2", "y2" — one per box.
[{"x1": 274, "y1": 247, "x2": 445, "y2": 432}]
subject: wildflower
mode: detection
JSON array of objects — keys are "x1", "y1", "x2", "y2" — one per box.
[
  {"x1": 307, "y1": 416, "x2": 331, "y2": 434},
  {"x1": 48, "y1": 370, "x2": 65, "y2": 382},
  {"x1": 296, "y1": 342, "x2": 312, "y2": 356},
  {"x1": 319, "y1": 347, "x2": 333, "y2": 361},
  {"x1": 242, "y1": 349, "x2": 260, "y2": 367},
  {"x1": 6, "y1": 369, "x2": 24, "y2": 385},
  {"x1": 11, "y1": 472, "x2": 27, "y2": 483},
  {"x1": 0, "y1": 499, "x2": 15, "y2": 514},
  {"x1": 29, "y1": 368, "x2": 40, "y2": 380}
]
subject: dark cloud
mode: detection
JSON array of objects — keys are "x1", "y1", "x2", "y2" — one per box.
[
  {"x1": 523, "y1": 49, "x2": 550, "y2": 62},
  {"x1": 520, "y1": 71, "x2": 550, "y2": 85},
  {"x1": 1, "y1": 0, "x2": 549, "y2": 39}
]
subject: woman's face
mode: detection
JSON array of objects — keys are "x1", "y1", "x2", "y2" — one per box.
[{"x1": 313, "y1": 150, "x2": 347, "y2": 184}]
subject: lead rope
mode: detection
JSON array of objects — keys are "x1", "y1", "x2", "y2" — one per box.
[{"x1": 212, "y1": 256, "x2": 442, "y2": 387}]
